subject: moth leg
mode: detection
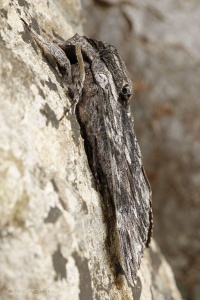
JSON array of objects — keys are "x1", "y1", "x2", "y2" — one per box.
[
  {"x1": 58, "y1": 34, "x2": 95, "y2": 62},
  {"x1": 69, "y1": 43, "x2": 85, "y2": 114},
  {"x1": 52, "y1": 37, "x2": 64, "y2": 44},
  {"x1": 21, "y1": 19, "x2": 86, "y2": 114},
  {"x1": 21, "y1": 18, "x2": 71, "y2": 79}
]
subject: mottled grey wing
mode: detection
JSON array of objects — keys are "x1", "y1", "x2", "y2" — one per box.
[
  {"x1": 99, "y1": 43, "x2": 152, "y2": 285},
  {"x1": 113, "y1": 107, "x2": 152, "y2": 286},
  {"x1": 98, "y1": 93, "x2": 152, "y2": 285},
  {"x1": 77, "y1": 40, "x2": 152, "y2": 286}
]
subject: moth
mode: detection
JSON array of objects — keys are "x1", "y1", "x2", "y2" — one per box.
[{"x1": 21, "y1": 18, "x2": 153, "y2": 287}]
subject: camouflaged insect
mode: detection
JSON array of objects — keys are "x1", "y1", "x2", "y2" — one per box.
[{"x1": 21, "y1": 18, "x2": 153, "y2": 287}]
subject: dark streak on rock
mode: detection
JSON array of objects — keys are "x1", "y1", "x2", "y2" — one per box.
[
  {"x1": 37, "y1": 86, "x2": 45, "y2": 99},
  {"x1": 18, "y1": 0, "x2": 30, "y2": 9},
  {"x1": 44, "y1": 206, "x2": 62, "y2": 223},
  {"x1": 72, "y1": 252, "x2": 93, "y2": 300},
  {"x1": 59, "y1": 198, "x2": 67, "y2": 211},
  {"x1": 45, "y1": 78, "x2": 57, "y2": 92},
  {"x1": 50, "y1": 179, "x2": 67, "y2": 210},
  {"x1": 51, "y1": 179, "x2": 59, "y2": 192},
  {"x1": 7, "y1": 24, "x2": 12, "y2": 30},
  {"x1": 52, "y1": 246, "x2": 67, "y2": 280},
  {"x1": 20, "y1": 25, "x2": 38, "y2": 53},
  {"x1": 16, "y1": 8, "x2": 21, "y2": 15},
  {"x1": 40, "y1": 80, "x2": 45, "y2": 86},
  {"x1": 0, "y1": 9, "x2": 8, "y2": 19},
  {"x1": 40, "y1": 103, "x2": 59, "y2": 129},
  {"x1": 30, "y1": 17, "x2": 40, "y2": 33},
  {"x1": 81, "y1": 200, "x2": 88, "y2": 214}
]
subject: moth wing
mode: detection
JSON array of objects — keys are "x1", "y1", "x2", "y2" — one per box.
[{"x1": 110, "y1": 121, "x2": 152, "y2": 286}]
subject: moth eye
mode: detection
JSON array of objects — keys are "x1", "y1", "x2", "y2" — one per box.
[
  {"x1": 120, "y1": 84, "x2": 132, "y2": 102},
  {"x1": 122, "y1": 86, "x2": 128, "y2": 94}
]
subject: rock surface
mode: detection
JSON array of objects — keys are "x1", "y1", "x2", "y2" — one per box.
[
  {"x1": 82, "y1": 1, "x2": 200, "y2": 299},
  {"x1": 0, "y1": 0, "x2": 182, "y2": 299}
]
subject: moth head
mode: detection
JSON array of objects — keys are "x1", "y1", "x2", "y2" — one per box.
[{"x1": 119, "y1": 83, "x2": 132, "y2": 103}]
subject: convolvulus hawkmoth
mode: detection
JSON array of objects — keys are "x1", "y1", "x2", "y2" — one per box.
[{"x1": 21, "y1": 18, "x2": 153, "y2": 287}]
